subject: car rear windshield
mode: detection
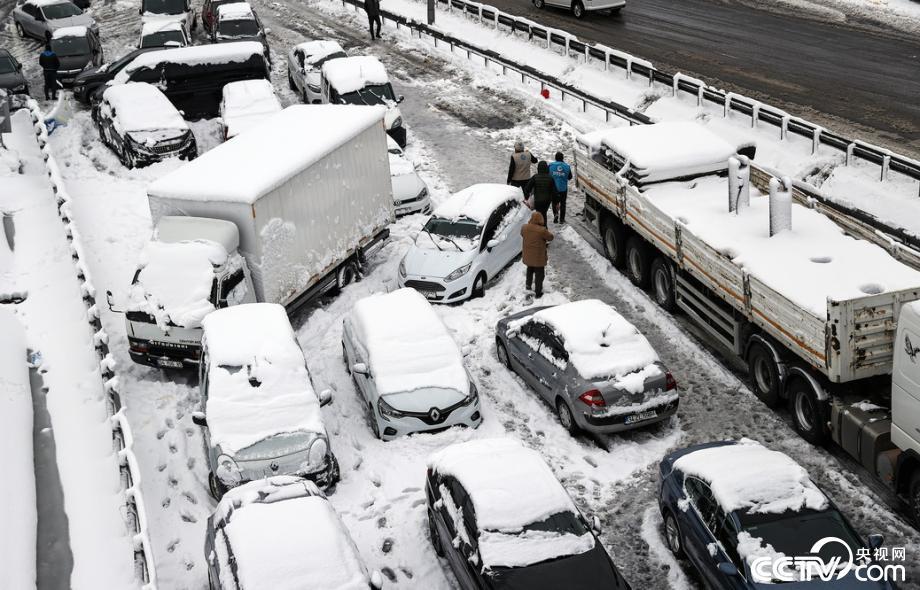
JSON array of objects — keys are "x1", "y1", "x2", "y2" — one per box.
[
  {"x1": 0, "y1": 56, "x2": 16, "y2": 74},
  {"x1": 142, "y1": 0, "x2": 186, "y2": 15},
  {"x1": 738, "y1": 508, "x2": 863, "y2": 563},
  {"x1": 339, "y1": 83, "x2": 396, "y2": 106},
  {"x1": 217, "y1": 18, "x2": 259, "y2": 37},
  {"x1": 42, "y1": 2, "x2": 82, "y2": 19},
  {"x1": 308, "y1": 51, "x2": 346, "y2": 69},
  {"x1": 423, "y1": 217, "x2": 481, "y2": 240},
  {"x1": 141, "y1": 30, "x2": 185, "y2": 48},
  {"x1": 51, "y1": 35, "x2": 90, "y2": 57},
  {"x1": 512, "y1": 511, "x2": 589, "y2": 537}
]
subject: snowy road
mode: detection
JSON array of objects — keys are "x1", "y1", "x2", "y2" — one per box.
[{"x1": 10, "y1": 0, "x2": 919, "y2": 587}]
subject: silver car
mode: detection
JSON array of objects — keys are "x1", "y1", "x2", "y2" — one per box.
[
  {"x1": 494, "y1": 299, "x2": 678, "y2": 435},
  {"x1": 13, "y1": 0, "x2": 98, "y2": 42}
]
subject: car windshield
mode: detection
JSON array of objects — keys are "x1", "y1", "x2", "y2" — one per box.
[
  {"x1": 234, "y1": 432, "x2": 313, "y2": 462},
  {"x1": 338, "y1": 83, "x2": 396, "y2": 106},
  {"x1": 423, "y1": 217, "x2": 481, "y2": 240},
  {"x1": 307, "y1": 51, "x2": 346, "y2": 69},
  {"x1": 218, "y1": 18, "x2": 260, "y2": 37},
  {"x1": 0, "y1": 56, "x2": 16, "y2": 74},
  {"x1": 738, "y1": 508, "x2": 864, "y2": 569},
  {"x1": 41, "y1": 2, "x2": 82, "y2": 19},
  {"x1": 142, "y1": 0, "x2": 186, "y2": 14},
  {"x1": 51, "y1": 35, "x2": 89, "y2": 56},
  {"x1": 512, "y1": 511, "x2": 589, "y2": 537},
  {"x1": 141, "y1": 30, "x2": 185, "y2": 48}
]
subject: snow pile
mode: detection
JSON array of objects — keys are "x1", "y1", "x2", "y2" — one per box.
[
  {"x1": 433, "y1": 183, "x2": 520, "y2": 223},
  {"x1": 127, "y1": 238, "x2": 226, "y2": 328},
  {"x1": 103, "y1": 82, "x2": 188, "y2": 134},
  {"x1": 736, "y1": 532, "x2": 786, "y2": 584},
  {"x1": 296, "y1": 39, "x2": 346, "y2": 66},
  {"x1": 202, "y1": 303, "x2": 325, "y2": 455},
  {"x1": 221, "y1": 79, "x2": 282, "y2": 139},
  {"x1": 322, "y1": 55, "x2": 390, "y2": 94},
  {"x1": 674, "y1": 440, "x2": 829, "y2": 514},
  {"x1": 217, "y1": 1, "x2": 254, "y2": 19},
  {"x1": 52, "y1": 25, "x2": 88, "y2": 38},
  {"x1": 116, "y1": 41, "x2": 266, "y2": 82},
  {"x1": 351, "y1": 288, "x2": 469, "y2": 396}
]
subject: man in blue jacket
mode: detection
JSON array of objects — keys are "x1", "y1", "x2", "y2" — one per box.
[
  {"x1": 547, "y1": 151, "x2": 572, "y2": 223},
  {"x1": 39, "y1": 43, "x2": 61, "y2": 101}
]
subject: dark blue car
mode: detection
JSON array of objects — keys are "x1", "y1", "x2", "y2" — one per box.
[{"x1": 657, "y1": 441, "x2": 897, "y2": 589}]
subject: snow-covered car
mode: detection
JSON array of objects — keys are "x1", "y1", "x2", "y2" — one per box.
[
  {"x1": 92, "y1": 82, "x2": 197, "y2": 168},
  {"x1": 533, "y1": 0, "x2": 625, "y2": 19},
  {"x1": 321, "y1": 55, "x2": 407, "y2": 147},
  {"x1": 427, "y1": 438, "x2": 632, "y2": 589},
  {"x1": 342, "y1": 288, "x2": 482, "y2": 440},
  {"x1": 205, "y1": 476, "x2": 384, "y2": 590},
  {"x1": 193, "y1": 303, "x2": 338, "y2": 499},
  {"x1": 12, "y1": 0, "x2": 98, "y2": 42},
  {"x1": 138, "y1": 20, "x2": 190, "y2": 49},
  {"x1": 387, "y1": 136, "x2": 430, "y2": 216},
  {"x1": 50, "y1": 25, "x2": 103, "y2": 86},
  {"x1": 496, "y1": 299, "x2": 678, "y2": 435},
  {"x1": 287, "y1": 39, "x2": 346, "y2": 104},
  {"x1": 658, "y1": 440, "x2": 893, "y2": 589},
  {"x1": 0, "y1": 50, "x2": 29, "y2": 96},
  {"x1": 201, "y1": 0, "x2": 243, "y2": 35},
  {"x1": 139, "y1": 0, "x2": 197, "y2": 35},
  {"x1": 211, "y1": 2, "x2": 269, "y2": 55},
  {"x1": 219, "y1": 79, "x2": 282, "y2": 140},
  {"x1": 398, "y1": 184, "x2": 527, "y2": 303}
]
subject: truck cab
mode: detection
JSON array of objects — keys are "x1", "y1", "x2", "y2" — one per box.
[{"x1": 124, "y1": 216, "x2": 255, "y2": 369}]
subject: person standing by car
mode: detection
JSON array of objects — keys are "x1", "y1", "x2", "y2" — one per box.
[
  {"x1": 39, "y1": 43, "x2": 60, "y2": 100},
  {"x1": 521, "y1": 211, "x2": 553, "y2": 298},
  {"x1": 548, "y1": 151, "x2": 572, "y2": 223},
  {"x1": 366, "y1": 0, "x2": 382, "y2": 40},
  {"x1": 525, "y1": 160, "x2": 559, "y2": 223},
  {"x1": 507, "y1": 140, "x2": 537, "y2": 196}
]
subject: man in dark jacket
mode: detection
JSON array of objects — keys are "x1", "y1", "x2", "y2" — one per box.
[
  {"x1": 366, "y1": 0, "x2": 382, "y2": 40},
  {"x1": 547, "y1": 151, "x2": 573, "y2": 223},
  {"x1": 524, "y1": 161, "x2": 559, "y2": 223},
  {"x1": 39, "y1": 43, "x2": 60, "y2": 101},
  {"x1": 507, "y1": 140, "x2": 537, "y2": 196},
  {"x1": 521, "y1": 211, "x2": 554, "y2": 298}
]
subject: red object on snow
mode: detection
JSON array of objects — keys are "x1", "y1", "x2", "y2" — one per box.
[{"x1": 540, "y1": 88, "x2": 550, "y2": 99}]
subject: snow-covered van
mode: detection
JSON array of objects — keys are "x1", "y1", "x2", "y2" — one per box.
[
  {"x1": 193, "y1": 304, "x2": 337, "y2": 498},
  {"x1": 140, "y1": 0, "x2": 197, "y2": 34},
  {"x1": 575, "y1": 121, "x2": 920, "y2": 524},
  {"x1": 342, "y1": 288, "x2": 482, "y2": 440},
  {"x1": 125, "y1": 105, "x2": 393, "y2": 368},
  {"x1": 321, "y1": 55, "x2": 407, "y2": 147}
]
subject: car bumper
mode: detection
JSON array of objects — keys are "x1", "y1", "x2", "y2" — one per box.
[
  {"x1": 376, "y1": 400, "x2": 482, "y2": 441},
  {"x1": 585, "y1": 0, "x2": 626, "y2": 10},
  {"x1": 129, "y1": 350, "x2": 200, "y2": 369},
  {"x1": 128, "y1": 336, "x2": 201, "y2": 369},
  {"x1": 398, "y1": 271, "x2": 476, "y2": 303},
  {"x1": 578, "y1": 397, "x2": 678, "y2": 433},
  {"x1": 394, "y1": 194, "x2": 432, "y2": 217}
]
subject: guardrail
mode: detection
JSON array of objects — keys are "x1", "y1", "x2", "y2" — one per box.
[
  {"x1": 336, "y1": 0, "x2": 920, "y2": 266},
  {"x1": 26, "y1": 100, "x2": 157, "y2": 590}
]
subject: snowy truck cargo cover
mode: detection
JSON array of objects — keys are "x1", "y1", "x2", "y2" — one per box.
[
  {"x1": 576, "y1": 122, "x2": 920, "y2": 384},
  {"x1": 146, "y1": 104, "x2": 394, "y2": 307}
]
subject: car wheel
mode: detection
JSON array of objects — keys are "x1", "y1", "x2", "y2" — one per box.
[
  {"x1": 428, "y1": 510, "x2": 445, "y2": 557},
  {"x1": 746, "y1": 342, "x2": 781, "y2": 408},
  {"x1": 663, "y1": 511, "x2": 685, "y2": 559},
  {"x1": 909, "y1": 471, "x2": 920, "y2": 527},
  {"x1": 650, "y1": 257, "x2": 676, "y2": 312},
  {"x1": 495, "y1": 338, "x2": 512, "y2": 369},
  {"x1": 191, "y1": 15, "x2": 198, "y2": 31},
  {"x1": 15, "y1": 22, "x2": 25, "y2": 37},
  {"x1": 472, "y1": 272, "x2": 486, "y2": 299},
  {"x1": 288, "y1": 70, "x2": 296, "y2": 91},
  {"x1": 556, "y1": 398, "x2": 579, "y2": 435},
  {"x1": 534, "y1": 0, "x2": 545, "y2": 7},
  {"x1": 602, "y1": 217, "x2": 626, "y2": 268},
  {"x1": 788, "y1": 375, "x2": 828, "y2": 445},
  {"x1": 625, "y1": 236, "x2": 651, "y2": 288},
  {"x1": 208, "y1": 473, "x2": 225, "y2": 501},
  {"x1": 572, "y1": 0, "x2": 586, "y2": 18},
  {"x1": 368, "y1": 403, "x2": 381, "y2": 439}
]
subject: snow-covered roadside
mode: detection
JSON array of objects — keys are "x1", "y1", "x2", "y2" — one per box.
[{"x1": 747, "y1": 0, "x2": 920, "y2": 35}]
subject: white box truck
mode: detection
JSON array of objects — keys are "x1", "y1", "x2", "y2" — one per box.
[
  {"x1": 575, "y1": 121, "x2": 920, "y2": 524},
  {"x1": 116, "y1": 104, "x2": 394, "y2": 369}
]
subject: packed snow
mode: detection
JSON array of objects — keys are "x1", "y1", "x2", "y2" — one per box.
[
  {"x1": 432, "y1": 183, "x2": 520, "y2": 223},
  {"x1": 220, "y1": 79, "x2": 282, "y2": 139},
  {"x1": 736, "y1": 532, "x2": 786, "y2": 584},
  {"x1": 51, "y1": 25, "x2": 88, "y2": 39},
  {"x1": 115, "y1": 41, "x2": 266, "y2": 82},
  {"x1": 477, "y1": 529, "x2": 596, "y2": 569},
  {"x1": 216, "y1": 1, "x2": 255, "y2": 20},
  {"x1": 102, "y1": 82, "x2": 188, "y2": 134},
  {"x1": 322, "y1": 55, "x2": 391, "y2": 94}
]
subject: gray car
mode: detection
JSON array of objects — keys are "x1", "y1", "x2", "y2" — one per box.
[
  {"x1": 0, "y1": 50, "x2": 29, "y2": 96},
  {"x1": 495, "y1": 299, "x2": 678, "y2": 435},
  {"x1": 13, "y1": 0, "x2": 98, "y2": 42}
]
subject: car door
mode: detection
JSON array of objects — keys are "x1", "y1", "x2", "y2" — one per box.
[
  {"x1": 343, "y1": 321, "x2": 373, "y2": 406},
  {"x1": 479, "y1": 204, "x2": 508, "y2": 279},
  {"x1": 518, "y1": 322, "x2": 557, "y2": 400},
  {"x1": 497, "y1": 199, "x2": 525, "y2": 266},
  {"x1": 712, "y1": 511, "x2": 749, "y2": 588},
  {"x1": 437, "y1": 477, "x2": 481, "y2": 590},
  {"x1": 681, "y1": 476, "x2": 723, "y2": 587},
  {"x1": 293, "y1": 49, "x2": 305, "y2": 92},
  {"x1": 20, "y1": 3, "x2": 38, "y2": 37}
]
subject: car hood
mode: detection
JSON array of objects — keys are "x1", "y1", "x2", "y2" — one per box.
[
  {"x1": 382, "y1": 386, "x2": 467, "y2": 412},
  {"x1": 403, "y1": 244, "x2": 475, "y2": 278},
  {"x1": 58, "y1": 54, "x2": 91, "y2": 71},
  {"x1": 391, "y1": 171, "x2": 426, "y2": 201},
  {"x1": 49, "y1": 14, "x2": 95, "y2": 29},
  {"x1": 486, "y1": 544, "x2": 625, "y2": 590},
  {"x1": 0, "y1": 71, "x2": 27, "y2": 89}
]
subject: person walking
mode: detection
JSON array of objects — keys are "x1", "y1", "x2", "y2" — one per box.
[
  {"x1": 521, "y1": 211, "x2": 553, "y2": 298},
  {"x1": 507, "y1": 140, "x2": 537, "y2": 196},
  {"x1": 547, "y1": 151, "x2": 573, "y2": 223},
  {"x1": 365, "y1": 0, "x2": 382, "y2": 40},
  {"x1": 39, "y1": 43, "x2": 60, "y2": 101},
  {"x1": 525, "y1": 161, "x2": 559, "y2": 223}
]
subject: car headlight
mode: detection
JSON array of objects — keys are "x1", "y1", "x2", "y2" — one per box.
[
  {"x1": 216, "y1": 454, "x2": 242, "y2": 485},
  {"x1": 462, "y1": 381, "x2": 479, "y2": 406},
  {"x1": 398, "y1": 258, "x2": 407, "y2": 278},
  {"x1": 391, "y1": 116, "x2": 403, "y2": 129},
  {"x1": 445, "y1": 263, "x2": 471, "y2": 282},
  {"x1": 378, "y1": 397, "x2": 405, "y2": 421},
  {"x1": 307, "y1": 438, "x2": 328, "y2": 470}
]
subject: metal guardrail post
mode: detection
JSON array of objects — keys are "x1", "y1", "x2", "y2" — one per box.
[{"x1": 882, "y1": 155, "x2": 891, "y2": 182}]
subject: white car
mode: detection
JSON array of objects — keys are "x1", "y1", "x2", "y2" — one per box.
[
  {"x1": 219, "y1": 79, "x2": 282, "y2": 140},
  {"x1": 387, "y1": 136, "x2": 430, "y2": 216},
  {"x1": 398, "y1": 183, "x2": 527, "y2": 303},
  {"x1": 533, "y1": 0, "x2": 624, "y2": 19},
  {"x1": 342, "y1": 288, "x2": 483, "y2": 440},
  {"x1": 138, "y1": 19, "x2": 190, "y2": 49},
  {"x1": 287, "y1": 39, "x2": 346, "y2": 104}
]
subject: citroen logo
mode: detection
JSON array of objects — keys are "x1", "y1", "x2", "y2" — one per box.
[
  {"x1": 269, "y1": 462, "x2": 279, "y2": 472},
  {"x1": 429, "y1": 408, "x2": 441, "y2": 422}
]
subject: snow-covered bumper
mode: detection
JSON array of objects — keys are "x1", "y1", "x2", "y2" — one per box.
[
  {"x1": 126, "y1": 315, "x2": 203, "y2": 369},
  {"x1": 577, "y1": 392, "x2": 678, "y2": 434},
  {"x1": 398, "y1": 269, "x2": 476, "y2": 303},
  {"x1": 583, "y1": 0, "x2": 626, "y2": 11},
  {"x1": 218, "y1": 452, "x2": 340, "y2": 495},
  {"x1": 375, "y1": 397, "x2": 482, "y2": 441},
  {"x1": 394, "y1": 193, "x2": 432, "y2": 217}
]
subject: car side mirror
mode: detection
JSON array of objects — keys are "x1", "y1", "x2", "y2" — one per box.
[
  {"x1": 591, "y1": 515, "x2": 602, "y2": 534},
  {"x1": 370, "y1": 571, "x2": 383, "y2": 589},
  {"x1": 868, "y1": 534, "x2": 884, "y2": 551},
  {"x1": 717, "y1": 562, "x2": 739, "y2": 576},
  {"x1": 486, "y1": 238, "x2": 499, "y2": 250},
  {"x1": 318, "y1": 388, "x2": 333, "y2": 407},
  {"x1": 191, "y1": 411, "x2": 207, "y2": 427},
  {"x1": 396, "y1": 95, "x2": 405, "y2": 104},
  {"x1": 105, "y1": 289, "x2": 124, "y2": 313},
  {"x1": 352, "y1": 362, "x2": 369, "y2": 375}
]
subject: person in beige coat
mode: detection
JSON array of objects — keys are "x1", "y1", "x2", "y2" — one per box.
[{"x1": 521, "y1": 211, "x2": 554, "y2": 298}]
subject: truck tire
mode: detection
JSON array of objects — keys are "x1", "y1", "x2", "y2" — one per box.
[
  {"x1": 602, "y1": 218, "x2": 626, "y2": 269},
  {"x1": 746, "y1": 342, "x2": 781, "y2": 408},
  {"x1": 336, "y1": 261, "x2": 358, "y2": 290},
  {"x1": 626, "y1": 237, "x2": 652, "y2": 288},
  {"x1": 650, "y1": 257, "x2": 676, "y2": 312},
  {"x1": 787, "y1": 375, "x2": 829, "y2": 445},
  {"x1": 910, "y1": 471, "x2": 920, "y2": 527}
]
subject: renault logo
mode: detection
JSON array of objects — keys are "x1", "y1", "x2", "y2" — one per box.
[
  {"x1": 269, "y1": 462, "x2": 279, "y2": 471},
  {"x1": 429, "y1": 408, "x2": 441, "y2": 422}
]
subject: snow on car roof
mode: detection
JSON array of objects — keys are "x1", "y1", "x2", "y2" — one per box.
[
  {"x1": 202, "y1": 303, "x2": 325, "y2": 455},
  {"x1": 579, "y1": 122, "x2": 737, "y2": 182},
  {"x1": 221, "y1": 79, "x2": 282, "y2": 139},
  {"x1": 518, "y1": 299, "x2": 659, "y2": 382},
  {"x1": 295, "y1": 40, "x2": 345, "y2": 65},
  {"x1": 52, "y1": 25, "x2": 87, "y2": 38},
  {"x1": 645, "y1": 175, "x2": 920, "y2": 317},
  {"x1": 126, "y1": 239, "x2": 227, "y2": 328},
  {"x1": 221, "y1": 485, "x2": 369, "y2": 589},
  {"x1": 116, "y1": 41, "x2": 265, "y2": 82},
  {"x1": 428, "y1": 439, "x2": 579, "y2": 532},
  {"x1": 31, "y1": 0, "x2": 75, "y2": 6},
  {"x1": 147, "y1": 104, "x2": 386, "y2": 204},
  {"x1": 321, "y1": 55, "x2": 389, "y2": 94},
  {"x1": 141, "y1": 20, "x2": 184, "y2": 35},
  {"x1": 351, "y1": 288, "x2": 469, "y2": 396},
  {"x1": 216, "y1": 1, "x2": 253, "y2": 20},
  {"x1": 102, "y1": 82, "x2": 188, "y2": 133},
  {"x1": 433, "y1": 183, "x2": 520, "y2": 223},
  {"x1": 673, "y1": 439, "x2": 829, "y2": 515}
]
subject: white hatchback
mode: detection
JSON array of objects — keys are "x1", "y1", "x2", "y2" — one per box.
[{"x1": 398, "y1": 184, "x2": 527, "y2": 303}]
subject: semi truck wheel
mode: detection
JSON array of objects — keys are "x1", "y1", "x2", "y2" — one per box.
[
  {"x1": 746, "y1": 342, "x2": 782, "y2": 407},
  {"x1": 626, "y1": 237, "x2": 651, "y2": 288},
  {"x1": 602, "y1": 218, "x2": 626, "y2": 269},
  {"x1": 650, "y1": 257, "x2": 676, "y2": 312},
  {"x1": 787, "y1": 376, "x2": 828, "y2": 445}
]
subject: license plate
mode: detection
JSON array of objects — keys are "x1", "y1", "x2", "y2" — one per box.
[
  {"x1": 625, "y1": 410, "x2": 657, "y2": 425},
  {"x1": 419, "y1": 290, "x2": 437, "y2": 299},
  {"x1": 157, "y1": 359, "x2": 184, "y2": 369}
]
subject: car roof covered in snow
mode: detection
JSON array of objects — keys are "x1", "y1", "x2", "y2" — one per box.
[
  {"x1": 216, "y1": 478, "x2": 371, "y2": 590},
  {"x1": 216, "y1": 1, "x2": 254, "y2": 19},
  {"x1": 141, "y1": 20, "x2": 184, "y2": 35},
  {"x1": 428, "y1": 439, "x2": 580, "y2": 531},
  {"x1": 102, "y1": 82, "x2": 188, "y2": 133},
  {"x1": 116, "y1": 41, "x2": 265, "y2": 82},
  {"x1": 147, "y1": 104, "x2": 386, "y2": 204},
  {"x1": 673, "y1": 439, "x2": 829, "y2": 515},
  {"x1": 295, "y1": 39, "x2": 346, "y2": 64},
  {"x1": 433, "y1": 183, "x2": 520, "y2": 224},
  {"x1": 579, "y1": 122, "x2": 738, "y2": 183},
  {"x1": 52, "y1": 25, "x2": 87, "y2": 38},
  {"x1": 350, "y1": 288, "x2": 469, "y2": 396},
  {"x1": 221, "y1": 79, "x2": 282, "y2": 139},
  {"x1": 201, "y1": 303, "x2": 325, "y2": 455},
  {"x1": 321, "y1": 55, "x2": 389, "y2": 94},
  {"x1": 155, "y1": 216, "x2": 240, "y2": 253}
]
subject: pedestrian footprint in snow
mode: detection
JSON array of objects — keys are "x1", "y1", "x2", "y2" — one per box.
[
  {"x1": 521, "y1": 210, "x2": 554, "y2": 299},
  {"x1": 507, "y1": 140, "x2": 537, "y2": 198},
  {"x1": 366, "y1": 0, "x2": 382, "y2": 40}
]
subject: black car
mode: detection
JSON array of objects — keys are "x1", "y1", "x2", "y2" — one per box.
[
  {"x1": 50, "y1": 25, "x2": 104, "y2": 86},
  {"x1": 72, "y1": 47, "x2": 158, "y2": 103},
  {"x1": 0, "y1": 50, "x2": 29, "y2": 96},
  {"x1": 427, "y1": 439, "x2": 631, "y2": 590}
]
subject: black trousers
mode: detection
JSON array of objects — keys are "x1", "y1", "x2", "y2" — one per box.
[
  {"x1": 535, "y1": 200, "x2": 551, "y2": 223},
  {"x1": 553, "y1": 191, "x2": 567, "y2": 222},
  {"x1": 526, "y1": 266, "x2": 545, "y2": 297},
  {"x1": 509, "y1": 178, "x2": 531, "y2": 198},
  {"x1": 43, "y1": 71, "x2": 58, "y2": 100},
  {"x1": 368, "y1": 12, "x2": 381, "y2": 38}
]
